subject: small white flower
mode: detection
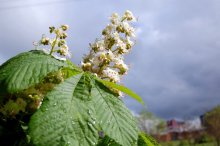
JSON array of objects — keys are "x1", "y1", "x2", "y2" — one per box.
[
  {"x1": 112, "y1": 32, "x2": 120, "y2": 42},
  {"x1": 112, "y1": 56, "x2": 124, "y2": 62},
  {"x1": 81, "y1": 11, "x2": 136, "y2": 83},
  {"x1": 114, "y1": 59, "x2": 129, "y2": 74},
  {"x1": 59, "y1": 45, "x2": 71, "y2": 57},
  {"x1": 98, "y1": 52, "x2": 107, "y2": 60},
  {"x1": 102, "y1": 24, "x2": 114, "y2": 35},
  {"x1": 121, "y1": 22, "x2": 135, "y2": 37},
  {"x1": 106, "y1": 50, "x2": 114, "y2": 60},
  {"x1": 90, "y1": 40, "x2": 105, "y2": 52},
  {"x1": 125, "y1": 37, "x2": 134, "y2": 49},
  {"x1": 102, "y1": 68, "x2": 120, "y2": 82},
  {"x1": 123, "y1": 10, "x2": 136, "y2": 21},
  {"x1": 116, "y1": 39, "x2": 128, "y2": 54},
  {"x1": 110, "y1": 13, "x2": 119, "y2": 25},
  {"x1": 127, "y1": 27, "x2": 135, "y2": 37}
]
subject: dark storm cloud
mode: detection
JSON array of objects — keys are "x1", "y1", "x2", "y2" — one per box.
[
  {"x1": 121, "y1": 0, "x2": 220, "y2": 119},
  {"x1": 0, "y1": 0, "x2": 220, "y2": 119}
]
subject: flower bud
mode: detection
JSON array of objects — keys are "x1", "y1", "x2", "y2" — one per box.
[
  {"x1": 82, "y1": 62, "x2": 92, "y2": 71},
  {"x1": 49, "y1": 26, "x2": 55, "y2": 33},
  {"x1": 61, "y1": 24, "x2": 69, "y2": 31},
  {"x1": 58, "y1": 40, "x2": 66, "y2": 47},
  {"x1": 41, "y1": 37, "x2": 50, "y2": 45},
  {"x1": 116, "y1": 25, "x2": 124, "y2": 33},
  {"x1": 60, "y1": 32, "x2": 67, "y2": 39}
]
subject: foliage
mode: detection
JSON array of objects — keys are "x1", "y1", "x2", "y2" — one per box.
[
  {"x1": 204, "y1": 105, "x2": 220, "y2": 146},
  {"x1": 178, "y1": 140, "x2": 189, "y2": 146},
  {"x1": 138, "y1": 132, "x2": 160, "y2": 146},
  {"x1": 162, "y1": 141, "x2": 175, "y2": 146},
  {"x1": 195, "y1": 134, "x2": 214, "y2": 144},
  {"x1": 137, "y1": 110, "x2": 166, "y2": 135},
  {"x1": 0, "y1": 50, "x2": 158, "y2": 146},
  {"x1": 0, "y1": 50, "x2": 67, "y2": 94},
  {"x1": 0, "y1": 11, "x2": 160, "y2": 146},
  {"x1": 98, "y1": 79, "x2": 144, "y2": 104}
]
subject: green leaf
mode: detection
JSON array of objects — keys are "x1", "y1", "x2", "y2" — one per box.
[
  {"x1": 61, "y1": 67, "x2": 82, "y2": 79},
  {"x1": 0, "y1": 50, "x2": 67, "y2": 93},
  {"x1": 97, "y1": 136, "x2": 121, "y2": 146},
  {"x1": 98, "y1": 79, "x2": 144, "y2": 104},
  {"x1": 28, "y1": 73, "x2": 99, "y2": 146},
  {"x1": 62, "y1": 60, "x2": 82, "y2": 78},
  {"x1": 66, "y1": 59, "x2": 82, "y2": 72},
  {"x1": 91, "y1": 79, "x2": 139, "y2": 146},
  {"x1": 138, "y1": 133, "x2": 160, "y2": 146},
  {"x1": 28, "y1": 72, "x2": 139, "y2": 146}
]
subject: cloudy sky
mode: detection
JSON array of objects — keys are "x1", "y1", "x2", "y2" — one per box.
[{"x1": 0, "y1": 0, "x2": 220, "y2": 119}]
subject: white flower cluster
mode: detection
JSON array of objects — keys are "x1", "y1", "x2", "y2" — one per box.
[
  {"x1": 34, "y1": 25, "x2": 71, "y2": 59},
  {"x1": 82, "y1": 10, "x2": 136, "y2": 83}
]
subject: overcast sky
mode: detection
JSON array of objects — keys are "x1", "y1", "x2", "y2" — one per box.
[{"x1": 0, "y1": 0, "x2": 220, "y2": 119}]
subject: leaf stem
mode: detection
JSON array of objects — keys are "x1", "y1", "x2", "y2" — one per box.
[
  {"x1": 98, "y1": 65, "x2": 105, "y2": 74},
  {"x1": 50, "y1": 35, "x2": 58, "y2": 55}
]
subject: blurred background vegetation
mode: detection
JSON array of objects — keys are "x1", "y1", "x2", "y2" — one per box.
[{"x1": 137, "y1": 105, "x2": 220, "y2": 146}]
